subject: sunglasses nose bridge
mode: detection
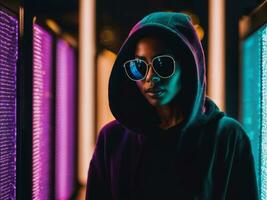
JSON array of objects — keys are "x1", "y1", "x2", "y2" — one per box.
[{"x1": 145, "y1": 62, "x2": 160, "y2": 82}]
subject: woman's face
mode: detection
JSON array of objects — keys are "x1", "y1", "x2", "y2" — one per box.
[{"x1": 135, "y1": 37, "x2": 182, "y2": 107}]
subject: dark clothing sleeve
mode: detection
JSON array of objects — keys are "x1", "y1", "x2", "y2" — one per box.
[
  {"x1": 85, "y1": 131, "x2": 113, "y2": 200},
  {"x1": 225, "y1": 131, "x2": 259, "y2": 200}
]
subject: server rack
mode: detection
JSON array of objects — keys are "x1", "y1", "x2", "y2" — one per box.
[{"x1": 239, "y1": 1, "x2": 267, "y2": 199}]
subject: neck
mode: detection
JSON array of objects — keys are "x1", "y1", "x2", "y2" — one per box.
[{"x1": 155, "y1": 102, "x2": 184, "y2": 130}]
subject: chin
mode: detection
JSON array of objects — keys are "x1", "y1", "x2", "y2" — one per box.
[{"x1": 147, "y1": 99, "x2": 165, "y2": 107}]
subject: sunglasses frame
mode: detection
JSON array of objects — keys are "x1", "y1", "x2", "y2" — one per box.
[{"x1": 123, "y1": 54, "x2": 176, "y2": 81}]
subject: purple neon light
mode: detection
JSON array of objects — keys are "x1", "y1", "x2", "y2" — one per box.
[
  {"x1": 0, "y1": 10, "x2": 18, "y2": 199},
  {"x1": 55, "y1": 39, "x2": 76, "y2": 199},
  {"x1": 32, "y1": 24, "x2": 53, "y2": 200}
]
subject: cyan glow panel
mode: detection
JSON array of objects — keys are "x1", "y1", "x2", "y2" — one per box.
[
  {"x1": 261, "y1": 25, "x2": 267, "y2": 200},
  {"x1": 55, "y1": 39, "x2": 76, "y2": 200},
  {"x1": 241, "y1": 25, "x2": 261, "y2": 185},
  {"x1": 32, "y1": 24, "x2": 53, "y2": 200},
  {"x1": 241, "y1": 24, "x2": 267, "y2": 200},
  {"x1": 0, "y1": 10, "x2": 18, "y2": 199}
]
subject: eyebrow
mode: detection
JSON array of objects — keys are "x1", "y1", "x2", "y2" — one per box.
[
  {"x1": 134, "y1": 53, "x2": 169, "y2": 61},
  {"x1": 135, "y1": 55, "x2": 147, "y2": 61}
]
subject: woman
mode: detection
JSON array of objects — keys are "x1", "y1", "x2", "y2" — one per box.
[{"x1": 86, "y1": 12, "x2": 258, "y2": 200}]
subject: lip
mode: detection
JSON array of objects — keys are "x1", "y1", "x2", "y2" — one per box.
[{"x1": 145, "y1": 88, "x2": 166, "y2": 98}]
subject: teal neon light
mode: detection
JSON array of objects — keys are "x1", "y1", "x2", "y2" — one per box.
[
  {"x1": 261, "y1": 25, "x2": 267, "y2": 200},
  {"x1": 241, "y1": 25, "x2": 261, "y2": 190},
  {"x1": 241, "y1": 24, "x2": 267, "y2": 200}
]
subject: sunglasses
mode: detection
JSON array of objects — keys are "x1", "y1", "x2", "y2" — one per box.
[{"x1": 123, "y1": 55, "x2": 176, "y2": 81}]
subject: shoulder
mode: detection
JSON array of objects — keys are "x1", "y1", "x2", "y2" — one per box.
[
  {"x1": 217, "y1": 116, "x2": 248, "y2": 140},
  {"x1": 99, "y1": 120, "x2": 125, "y2": 134},
  {"x1": 98, "y1": 120, "x2": 127, "y2": 141},
  {"x1": 96, "y1": 120, "x2": 135, "y2": 154},
  {"x1": 216, "y1": 115, "x2": 251, "y2": 154}
]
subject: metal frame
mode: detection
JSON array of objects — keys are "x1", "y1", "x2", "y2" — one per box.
[{"x1": 17, "y1": 0, "x2": 33, "y2": 199}]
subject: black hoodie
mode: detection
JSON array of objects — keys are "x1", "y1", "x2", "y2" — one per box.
[{"x1": 86, "y1": 12, "x2": 258, "y2": 200}]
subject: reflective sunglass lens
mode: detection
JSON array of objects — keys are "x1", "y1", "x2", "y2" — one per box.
[
  {"x1": 124, "y1": 60, "x2": 147, "y2": 80},
  {"x1": 153, "y1": 56, "x2": 175, "y2": 78}
]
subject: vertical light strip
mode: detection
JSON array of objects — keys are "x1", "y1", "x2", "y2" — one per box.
[
  {"x1": 240, "y1": 28, "x2": 261, "y2": 191},
  {"x1": 261, "y1": 25, "x2": 267, "y2": 200},
  {"x1": 32, "y1": 24, "x2": 52, "y2": 200},
  {"x1": 208, "y1": 0, "x2": 225, "y2": 110},
  {"x1": 0, "y1": 10, "x2": 18, "y2": 200},
  {"x1": 96, "y1": 50, "x2": 116, "y2": 134},
  {"x1": 78, "y1": 0, "x2": 96, "y2": 184},
  {"x1": 55, "y1": 39, "x2": 76, "y2": 199}
]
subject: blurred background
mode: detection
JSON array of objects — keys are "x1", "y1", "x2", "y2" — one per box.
[{"x1": 0, "y1": 0, "x2": 266, "y2": 199}]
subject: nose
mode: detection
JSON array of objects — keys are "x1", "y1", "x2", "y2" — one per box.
[{"x1": 145, "y1": 64, "x2": 160, "y2": 83}]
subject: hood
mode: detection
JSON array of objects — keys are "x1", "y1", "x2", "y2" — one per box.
[{"x1": 108, "y1": 12, "x2": 217, "y2": 134}]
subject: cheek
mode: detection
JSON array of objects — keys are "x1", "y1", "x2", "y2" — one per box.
[
  {"x1": 136, "y1": 81, "x2": 144, "y2": 93},
  {"x1": 136, "y1": 81, "x2": 151, "y2": 101},
  {"x1": 166, "y1": 70, "x2": 181, "y2": 95}
]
